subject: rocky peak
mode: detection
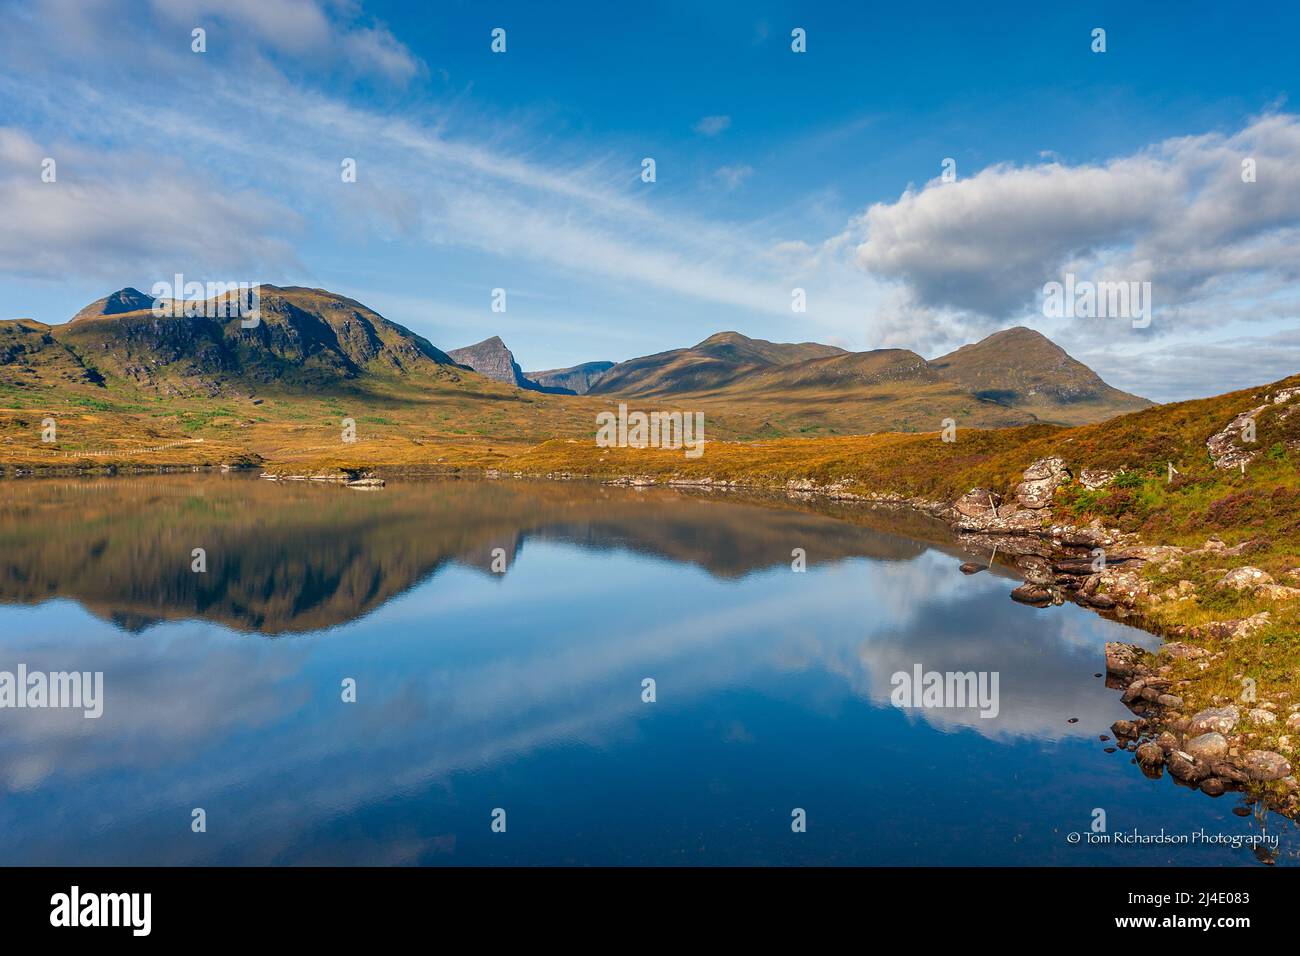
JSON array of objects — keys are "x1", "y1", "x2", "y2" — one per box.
[{"x1": 447, "y1": 336, "x2": 536, "y2": 389}]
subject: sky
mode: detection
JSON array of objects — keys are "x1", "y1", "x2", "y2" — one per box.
[{"x1": 1, "y1": 0, "x2": 1298, "y2": 401}]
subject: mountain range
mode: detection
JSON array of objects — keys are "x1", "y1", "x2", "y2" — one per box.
[{"x1": 1, "y1": 285, "x2": 1151, "y2": 439}]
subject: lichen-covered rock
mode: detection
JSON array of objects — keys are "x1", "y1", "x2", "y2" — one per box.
[
  {"x1": 1187, "y1": 706, "x2": 1240, "y2": 736},
  {"x1": 1242, "y1": 750, "x2": 1292, "y2": 782},
  {"x1": 1015, "y1": 457, "x2": 1070, "y2": 509},
  {"x1": 954, "y1": 488, "x2": 1001, "y2": 519},
  {"x1": 1184, "y1": 732, "x2": 1229, "y2": 761},
  {"x1": 1078, "y1": 468, "x2": 1116, "y2": 490},
  {"x1": 1217, "y1": 566, "x2": 1274, "y2": 591},
  {"x1": 1136, "y1": 742, "x2": 1165, "y2": 768}
]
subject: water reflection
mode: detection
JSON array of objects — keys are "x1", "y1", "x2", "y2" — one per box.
[{"x1": 0, "y1": 475, "x2": 1292, "y2": 865}]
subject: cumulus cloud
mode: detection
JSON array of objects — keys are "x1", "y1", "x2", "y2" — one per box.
[{"x1": 854, "y1": 113, "x2": 1300, "y2": 334}]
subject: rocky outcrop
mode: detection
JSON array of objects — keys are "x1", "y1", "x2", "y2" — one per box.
[
  {"x1": 447, "y1": 336, "x2": 547, "y2": 390},
  {"x1": 1215, "y1": 566, "x2": 1300, "y2": 601},
  {"x1": 1104, "y1": 643, "x2": 1299, "y2": 815},
  {"x1": 1206, "y1": 386, "x2": 1300, "y2": 470},
  {"x1": 1014, "y1": 457, "x2": 1070, "y2": 509}
]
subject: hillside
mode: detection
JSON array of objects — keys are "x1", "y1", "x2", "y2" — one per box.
[
  {"x1": 928, "y1": 326, "x2": 1149, "y2": 423},
  {"x1": 0, "y1": 285, "x2": 1155, "y2": 473},
  {"x1": 28, "y1": 285, "x2": 460, "y2": 398},
  {"x1": 589, "y1": 331, "x2": 847, "y2": 397},
  {"x1": 585, "y1": 327, "x2": 1149, "y2": 428}
]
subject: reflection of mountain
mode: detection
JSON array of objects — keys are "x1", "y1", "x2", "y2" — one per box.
[{"x1": 0, "y1": 475, "x2": 973, "y2": 635}]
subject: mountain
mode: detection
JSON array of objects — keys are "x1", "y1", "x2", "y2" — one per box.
[
  {"x1": 447, "y1": 335, "x2": 564, "y2": 392},
  {"x1": 525, "y1": 361, "x2": 615, "y2": 395},
  {"x1": 927, "y1": 326, "x2": 1142, "y2": 415},
  {"x1": 589, "y1": 331, "x2": 847, "y2": 397},
  {"x1": 24, "y1": 285, "x2": 460, "y2": 397},
  {"x1": 0, "y1": 286, "x2": 1152, "y2": 460},
  {"x1": 583, "y1": 328, "x2": 1149, "y2": 426}
]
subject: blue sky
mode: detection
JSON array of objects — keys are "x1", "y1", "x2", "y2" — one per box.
[{"x1": 1, "y1": 0, "x2": 1298, "y2": 399}]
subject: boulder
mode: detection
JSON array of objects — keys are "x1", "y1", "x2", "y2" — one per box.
[
  {"x1": 1187, "y1": 706, "x2": 1239, "y2": 736},
  {"x1": 954, "y1": 489, "x2": 1001, "y2": 519},
  {"x1": 1014, "y1": 457, "x2": 1070, "y2": 509},
  {"x1": 1242, "y1": 750, "x2": 1292, "y2": 782},
  {"x1": 1135, "y1": 742, "x2": 1165, "y2": 768},
  {"x1": 1184, "y1": 732, "x2": 1229, "y2": 761},
  {"x1": 1217, "y1": 566, "x2": 1274, "y2": 591},
  {"x1": 1010, "y1": 583, "x2": 1053, "y2": 606}
]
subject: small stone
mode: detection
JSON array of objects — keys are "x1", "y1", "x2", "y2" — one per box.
[{"x1": 1248, "y1": 708, "x2": 1277, "y2": 725}]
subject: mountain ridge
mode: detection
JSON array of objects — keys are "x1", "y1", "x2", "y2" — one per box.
[{"x1": 0, "y1": 285, "x2": 1150, "y2": 430}]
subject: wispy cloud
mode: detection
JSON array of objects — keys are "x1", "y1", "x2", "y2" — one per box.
[
  {"x1": 714, "y1": 164, "x2": 754, "y2": 190},
  {"x1": 693, "y1": 114, "x2": 732, "y2": 136}
]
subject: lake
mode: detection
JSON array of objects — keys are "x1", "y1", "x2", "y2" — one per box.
[{"x1": 0, "y1": 474, "x2": 1294, "y2": 865}]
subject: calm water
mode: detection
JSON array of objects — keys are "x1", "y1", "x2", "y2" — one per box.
[{"x1": 0, "y1": 474, "x2": 1294, "y2": 866}]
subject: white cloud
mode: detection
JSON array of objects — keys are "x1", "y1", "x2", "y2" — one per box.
[
  {"x1": 0, "y1": 128, "x2": 302, "y2": 281},
  {"x1": 693, "y1": 114, "x2": 732, "y2": 136},
  {"x1": 714, "y1": 163, "x2": 753, "y2": 190},
  {"x1": 854, "y1": 113, "x2": 1300, "y2": 336}
]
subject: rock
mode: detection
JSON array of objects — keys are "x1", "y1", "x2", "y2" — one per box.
[
  {"x1": 954, "y1": 489, "x2": 1001, "y2": 519},
  {"x1": 1156, "y1": 694, "x2": 1184, "y2": 709},
  {"x1": 1016, "y1": 555, "x2": 1055, "y2": 585},
  {"x1": 1105, "y1": 643, "x2": 1148, "y2": 680},
  {"x1": 1078, "y1": 467, "x2": 1116, "y2": 490},
  {"x1": 1136, "y1": 742, "x2": 1165, "y2": 768},
  {"x1": 1248, "y1": 708, "x2": 1278, "y2": 725},
  {"x1": 1093, "y1": 568, "x2": 1149, "y2": 607},
  {"x1": 1014, "y1": 457, "x2": 1070, "y2": 509},
  {"x1": 1111, "y1": 719, "x2": 1138, "y2": 739},
  {"x1": 1241, "y1": 750, "x2": 1292, "y2": 782},
  {"x1": 1182, "y1": 612, "x2": 1272, "y2": 642},
  {"x1": 1161, "y1": 641, "x2": 1209, "y2": 660},
  {"x1": 1121, "y1": 679, "x2": 1146, "y2": 704},
  {"x1": 1188, "y1": 706, "x2": 1240, "y2": 736},
  {"x1": 1217, "y1": 566, "x2": 1274, "y2": 591},
  {"x1": 1286, "y1": 713, "x2": 1300, "y2": 732},
  {"x1": 1207, "y1": 407, "x2": 1266, "y2": 471},
  {"x1": 1184, "y1": 733, "x2": 1229, "y2": 761},
  {"x1": 1211, "y1": 759, "x2": 1251, "y2": 785},
  {"x1": 1156, "y1": 731, "x2": 1179, "y2": 752},
  {"x1": 958, "y1": 562, "x2": 984, "y2": 575},
  {"x1": 1010, "y1": 583, "x2": 1052, "y2": 606},
  {"x1": 1167, "y1": 751, "x2": 1207, "y2": 783}
]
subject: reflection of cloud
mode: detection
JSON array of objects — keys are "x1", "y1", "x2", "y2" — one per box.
[
  {"x1": 0, "y1": 619, "x2": 309, "y2": 792},
  {"x1": 0, "y1": 522, "x2": 1151, "y2": 863}
]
